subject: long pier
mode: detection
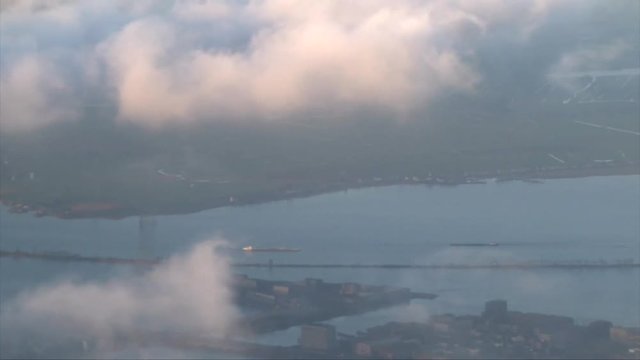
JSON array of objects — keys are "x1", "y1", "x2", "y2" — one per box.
[
  {"x1": 0, "y1": 250, "x2": 161, "y2": 266},
  {"x1": 2, "y1": 250, "x2": 639, "y2": 270}
]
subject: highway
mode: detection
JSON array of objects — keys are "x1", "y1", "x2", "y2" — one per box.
[{"x1": 574, "y1": 120, "x2": 640, "y2": 136}]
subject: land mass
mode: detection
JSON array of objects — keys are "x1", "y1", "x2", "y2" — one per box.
[
  {"x1": 2, "y1": 78, "x2": 638, "y2": 219},
  {"x1": 2, "y1": 161, "x2": 637, "y2": 219}
]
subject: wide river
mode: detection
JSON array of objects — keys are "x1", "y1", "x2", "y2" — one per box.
[{"x1": 1, "y1": 175, "x2": 639, "y2": 352}]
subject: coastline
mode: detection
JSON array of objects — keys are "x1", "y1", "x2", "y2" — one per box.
[{"x1": 1, "y1": 162, "x2": 638, "y2": 220}]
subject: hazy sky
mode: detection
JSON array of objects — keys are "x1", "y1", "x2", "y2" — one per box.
[{"x1": 1, "y1": 0, "x2": 638, "y2": 133}]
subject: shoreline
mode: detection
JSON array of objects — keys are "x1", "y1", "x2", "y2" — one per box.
[{"x1": 1, "y1": 163, "x2": 638, "y2": 220}]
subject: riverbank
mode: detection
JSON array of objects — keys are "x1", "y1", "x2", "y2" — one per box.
[{"x1": 2, "y1": 162, "x2": 638, "y2": 220}]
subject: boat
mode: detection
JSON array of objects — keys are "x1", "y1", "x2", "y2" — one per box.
[
  {"x1": 449, "y1": 242, "x2": 499, "y2": 247},
  {"x1": 242, "y1": 246, "x2": 301, "y2": 252}
]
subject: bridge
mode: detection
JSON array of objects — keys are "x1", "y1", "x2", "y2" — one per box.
[{"x1": 2, "y1": 250, "x2": 638, "y2": 270}]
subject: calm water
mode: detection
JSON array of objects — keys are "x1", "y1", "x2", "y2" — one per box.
[{"x1": 1, "y1": 175, "x2": 639, "y2": 346}]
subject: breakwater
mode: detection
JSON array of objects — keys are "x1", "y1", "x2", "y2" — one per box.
[{"x1": 2, "y1": 250, "x2": 638, "y2": 270}]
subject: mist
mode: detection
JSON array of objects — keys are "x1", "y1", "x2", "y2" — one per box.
[{"x1": 0, "y1": 239, "x2": 238, "y2": 358}]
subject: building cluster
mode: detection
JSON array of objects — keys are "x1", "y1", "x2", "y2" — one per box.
[
  {"x1": 3, "y1": 199, "x2": 123, "y2": 218},
  {"x1": 4, "y1": 200, "x2": 37, "y2": 214},
  {"x1": 3, "y1": 200, "x2": 62, "y2": 217},
  {"x1": 293, "y1": 300, "x2": 639, "y2": 359},
  {"x1": 234, "y1": 275, "x2": 416, "y2": 310},
  {"x1": 232, "y1": 275, "x2": 432, "y2": 334}
]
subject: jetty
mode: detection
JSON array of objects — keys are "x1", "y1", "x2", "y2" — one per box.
[{"x1": 2, "y1": 250, "x2": 639, "y2": 270}]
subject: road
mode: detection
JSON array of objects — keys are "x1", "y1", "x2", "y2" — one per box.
[{"x1": 574, "y1": 120, "x2": 640, "y2": 136}]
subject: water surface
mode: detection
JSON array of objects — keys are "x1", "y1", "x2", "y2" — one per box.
[{"x1": 1, "y1": 176, "x2": 639, "y2": 334}]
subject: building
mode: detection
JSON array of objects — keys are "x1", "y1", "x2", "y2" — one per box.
[
  {"x1": 233, "y1": 274, "x2": 257, "y2": 289},
  {"x1": 483, "y1": 299, "x2": 508, "y2": 323},
  {"x1": 273, "y1": 284, "x2": 290, "y2": 296},
  {"x1": 340, "y1": 282, "x2": 361, "y2": 296},
  {"x1": 299, "y1": 324, "x2": 336, "y2": 352},
  {"x1": 353, "y1": 338, "x2": 420, "y2": 358},
  {"x1": 610, "y1": 326, "x2": 640, "y2": 346},
  {"x1": 304, "y1": 278, "x2": 325, "y2": 289},
  {"x1": 586, "y1": 320, "x2": 613, "y2": 340}
]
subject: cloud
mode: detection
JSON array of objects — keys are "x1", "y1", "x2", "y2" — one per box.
[
  {"x1": 549, "y1": 40, "x2": 631, "y2": 75},
  {"x1": 0, "y1": 239, "x2": 239, "y2": 358},
  {"x1": 0, "y1": 0, "x2": 634, "y2": 131},
  {"x1": 546, "y1": 40, "x2": 633, "y2": 92},
  {"x1": 172, "y1": 0, "x2": 233, "y2": 22},
  {"x1": 97, "y1": 0, "x2": 487, "y2": 127},
  {"x1": 0, "y1": 55, "x2": 79, "y2": 133},
  {"x1": 0, "y1": 0, "x2": 80, "y2": 26},
  {"x1": 388, "y1": 302, "x2": 431, "y2": 323}
]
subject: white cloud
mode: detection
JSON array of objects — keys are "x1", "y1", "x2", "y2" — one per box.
[
  {"x1": 172, "y1": 0, "x2": 233, "y2": 22},
  {"x1": 0, "y1": 0, "x2": 85, "y2": 32},
  {"x1": 0, "y1": 55, "x2": 79, "y2": 133},
  {"x1": 98, "y1": 1, "x2": 489, "y2": 127},
  {"x1": 550, "y1": 40, "x2": 631, "y2": 75},
  {"x1": 547, "y1": 40, "x2": 632, "y2": 91},
  {"x1": 0, "y1": 239, "x2": 239, "y2": 357},
  {"x1": 0, "y1": 0, "x2": 616, "y2": 131},
  {"x1": 452, "y1": 0, "x2": 554, "y2": 35}
]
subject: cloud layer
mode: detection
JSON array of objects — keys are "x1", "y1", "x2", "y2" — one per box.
[
  {"x1": 1, "y1": 0, "x2": 637, "y2": 131},
  {"x1": 97, "y1": 0, "x2": 487, "y2": 127},
  {"x1": 0, "y1": 239, "x2": 238, "y2": 357}
]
